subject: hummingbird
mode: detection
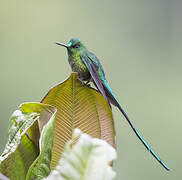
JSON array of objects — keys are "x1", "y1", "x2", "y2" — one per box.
[{"x1": 56, "y1": 38, "x2": 170, "y2": 171}]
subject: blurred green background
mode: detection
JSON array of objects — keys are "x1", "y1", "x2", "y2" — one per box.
[{"x1": 0, "y1": 0, "x2": 181, "y2": 179}]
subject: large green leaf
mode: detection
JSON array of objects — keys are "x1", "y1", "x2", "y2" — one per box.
[
  {"x1": 0, "y1": 73, "x2": 116, "y2": 179},
  {"x1": 41, "y1": 73, "x2": 115, "y2": 170},
  {"x1": 0, "y1": 103, "x2": 56, "y2": 180}
]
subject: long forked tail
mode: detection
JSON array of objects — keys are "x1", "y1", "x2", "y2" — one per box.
[{"x1": 103, "y1": 80, "x2": 170, "y2": 171}]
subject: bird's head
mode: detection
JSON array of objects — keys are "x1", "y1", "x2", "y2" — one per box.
[{"x1": 56, "y1": 38, "x2": 86, "y2": 56}]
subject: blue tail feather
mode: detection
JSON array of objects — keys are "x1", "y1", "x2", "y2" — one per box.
[{"x1": 103, "y1": 80, "x2": 170, "y2": 171}]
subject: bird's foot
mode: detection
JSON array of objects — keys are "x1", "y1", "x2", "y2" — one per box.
[
  {"x1": 80, "y1": 81, "x2": 91, "y2": 87},
  {"x1": 81, "y1": 81, "x2": 85, "y2": 86}
]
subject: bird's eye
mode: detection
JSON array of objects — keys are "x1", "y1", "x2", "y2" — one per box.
[{"x1": 73, "y1": 45, "x2": 79, "y2": 49}]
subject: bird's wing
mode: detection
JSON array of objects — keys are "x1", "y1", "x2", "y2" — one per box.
[{"x1": 80, "y1": 51, "x2": 110, "y2": 106}]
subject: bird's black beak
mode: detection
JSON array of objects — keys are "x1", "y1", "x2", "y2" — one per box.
[{"x1": 55, "y1": 42, "x2": 68, "y2": 48}]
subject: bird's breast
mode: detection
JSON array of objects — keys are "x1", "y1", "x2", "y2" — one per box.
[{"x1": 68, "y1": 55, "x2": 91, "y2": 81}]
